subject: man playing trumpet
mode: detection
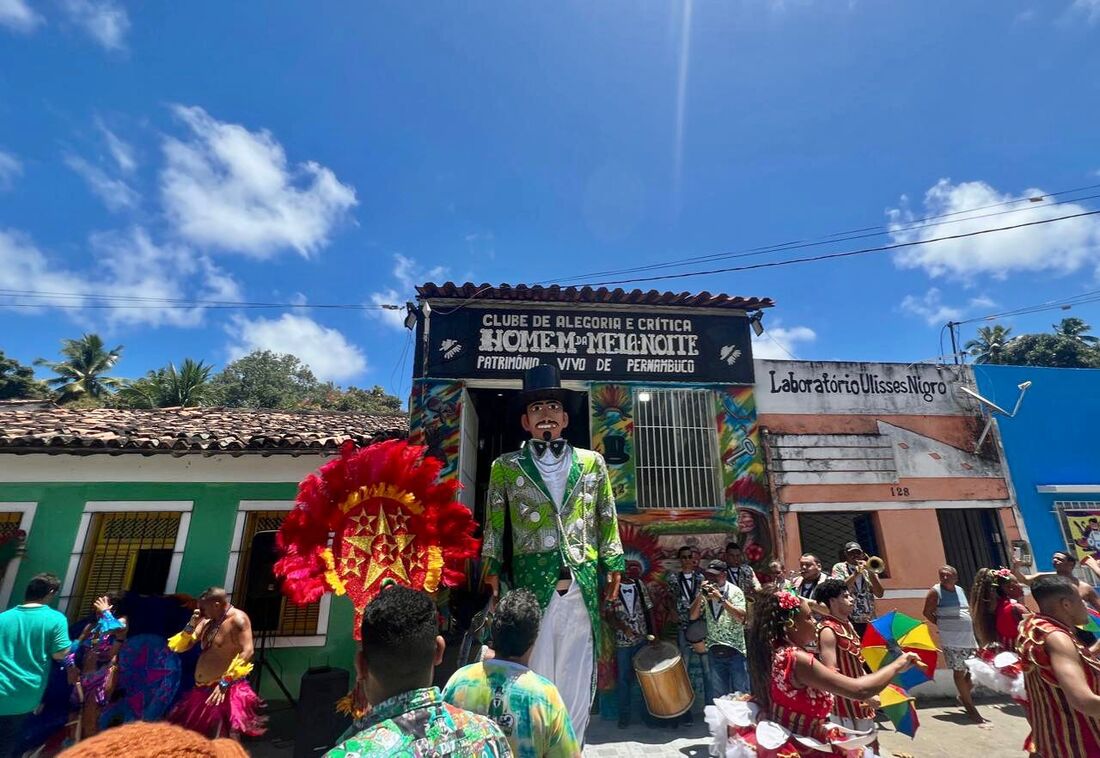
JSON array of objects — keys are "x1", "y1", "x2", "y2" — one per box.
[{"x1": 830, "y1": 542, "x2": 884, "y2": 638}]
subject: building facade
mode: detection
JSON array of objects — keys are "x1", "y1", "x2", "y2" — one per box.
[
  {"x1": 0, "y1": 406, "x2": 405, "y2": 700},
  {"x1": 976, "y1": 364, "x2": 1100, "y2": 576}
]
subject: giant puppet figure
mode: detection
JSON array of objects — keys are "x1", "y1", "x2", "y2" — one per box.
[{"x1": 482, "y1": 363, "x2": 625, "y2": 742}]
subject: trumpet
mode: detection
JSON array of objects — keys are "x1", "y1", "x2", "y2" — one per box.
[{"x1": 865, "y1": 556, "x2": 886, "y2": 575}]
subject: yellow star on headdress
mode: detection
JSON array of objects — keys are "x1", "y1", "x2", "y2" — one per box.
[{"x1": 347, "y1": 506, "x2": 416, "y2": 588}]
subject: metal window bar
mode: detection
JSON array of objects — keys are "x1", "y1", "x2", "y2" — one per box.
[
  {"x1": 797, "y1": 512, "x2": 883, "y2": 570},
  {"x1": 234, "y1": 511, "x2": 321, "y2": 636},
  {"x1": 71, "y1": 512, "x2": 181, "y2": 621},
  {"x1": 634, "y1": 388, "x2": 722, "y2": 509}
]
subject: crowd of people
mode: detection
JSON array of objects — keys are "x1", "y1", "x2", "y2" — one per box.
[{"x1": 9, "y1": 543, "x2": 1100, "y2": 756}]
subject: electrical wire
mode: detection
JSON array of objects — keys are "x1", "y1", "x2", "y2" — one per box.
[
  {"x1": 572, "y1": 208, "x2": 1100, "y2": 288},
  {"x1": 539, "y1": 183, "x2": 1100, "y2": 286}
]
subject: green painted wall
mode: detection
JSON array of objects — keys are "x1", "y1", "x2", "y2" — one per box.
[{"x1": 0, "y1": 481, "x2": 358, "y2": 701}]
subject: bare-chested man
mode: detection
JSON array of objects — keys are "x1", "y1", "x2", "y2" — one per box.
[
  {"x1": 1015, "y1": 551, "x2": 1100, "y2": 647},
  {"x1": 166, "y1": 587, "x2": 266, "y2": 739}
]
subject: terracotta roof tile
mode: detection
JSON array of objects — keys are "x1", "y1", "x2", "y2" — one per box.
[
  {"x1": 0, "y1": 406, "x2": 408, "y2": 456},
  {"x1": 416, "y1": 282, "x2": 774, "y2": 311}
]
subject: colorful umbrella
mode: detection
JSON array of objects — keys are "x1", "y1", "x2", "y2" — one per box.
[
  {"x1": 877, "y1": 683, "x2": 919, "y2": 738},
  {"x1": 861, "y1": 610, "x2": 938, "y2": 690}
]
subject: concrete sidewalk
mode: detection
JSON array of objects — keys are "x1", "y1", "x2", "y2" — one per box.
[{"x1": 583, "y1": 699, "x2": 1030, "y2": 758}]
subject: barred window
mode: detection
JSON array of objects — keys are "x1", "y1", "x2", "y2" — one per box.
[
  {"x1": 797, "y1": 512, "x2": 884, "y2": 573},
  {"x1": 70, "y1": 511, "x2": 181, "y2": 619},
  {"x1": 232, "y1": 511, "x2": 321, "y2": 636},
  {"x1": 633, "y1": 388, "x2": 722, "y2": 509}
]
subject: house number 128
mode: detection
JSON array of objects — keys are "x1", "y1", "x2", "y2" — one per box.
[{"x1": 890, "y1": 487, "x2": 911, "y2": 497}]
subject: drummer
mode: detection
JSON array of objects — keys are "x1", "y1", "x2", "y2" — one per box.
[{"x1": 605, "y1": 560, "x2": 659, "y2": 729}]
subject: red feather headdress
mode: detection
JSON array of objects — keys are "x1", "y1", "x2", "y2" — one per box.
[{"x1": 275, "y1": 439, "x2": 480, "y2": 638}]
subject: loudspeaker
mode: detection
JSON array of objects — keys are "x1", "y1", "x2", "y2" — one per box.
[
  {"x1": 243, "y1": 530, "x2": 282, "y2": 633},
  {"x1": 294, "y1": 666, "x2": 352, "y2": 758}
]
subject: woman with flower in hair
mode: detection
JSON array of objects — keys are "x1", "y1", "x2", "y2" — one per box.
[
  {"x1": 964, "y1": 567, "x2": 1028, "y2": 702},
  {"x1": 707, "y1": 588, "x2": 919, "y2": 757}
]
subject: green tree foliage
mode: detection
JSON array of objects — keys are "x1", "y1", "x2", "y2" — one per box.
[
  {"x1": 207, "y1": 350, "x2": 401, "y2": 412},
  {"x1": 0, "y1": 351, "x2": 48, "y2": 400},
  {"x1": 35, "y1": 333, "x2": 123, "y2": 403},
  {"x1": 1053, "y1": 317, "x2": 1098, "y2": 344},
  {"x1": 209, "y1": 350, "x2": 319, "y2": 409},
  {"x1": 995, "y1": 333, "x2": 1100, "y2": 369},
  {"x1": 115, "y1": 359, "x2": 215, "y2": 408},
  {"x1": 964, "y1": 325, "x2": 1013, "y2": 364}
]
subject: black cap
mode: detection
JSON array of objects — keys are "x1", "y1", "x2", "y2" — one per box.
[
  {"x1": 705, "y1": 559, "x2": 727, "y2": 575},
  {"x1": 519, "y1": 364, "x2": 566, "y2": 406},
  {"x1": 844, "y1": 542, "x2": 864, "y2": 554}
]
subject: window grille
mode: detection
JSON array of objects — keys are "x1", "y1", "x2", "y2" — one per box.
[
  {"x1": 797, "y1": 512, "x2": 883, "y2": 573},
  {"x1": 70, "y1": 511, "x2": 181, "y2": 620},
  {"x1": 234, "y1": 511, "x2": 321, "y2": 636},
  {"x1": 633, "y1": 388, "x2": 722, "y2": 509},
  {"x1": 0, "y1": 511, "x2": 20, "y2": 537}
]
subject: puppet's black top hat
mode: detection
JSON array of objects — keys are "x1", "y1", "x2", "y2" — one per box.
[{"x1": 519, "y1": 364, "x2": 566, "y2": 406}]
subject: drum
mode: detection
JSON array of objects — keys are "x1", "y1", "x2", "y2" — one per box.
[{"x1": 632, "y1": 640, "x2": 694, "y2": 719}]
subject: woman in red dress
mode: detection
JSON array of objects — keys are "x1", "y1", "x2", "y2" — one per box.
[
  {"x1": 707, "y1": 588, "x2": 918, "y2": 757},
  {"x1": 966, "y1": 567, "x2": 1027, "y2": 701}
]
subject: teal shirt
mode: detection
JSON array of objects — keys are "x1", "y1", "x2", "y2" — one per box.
[
  {"x1": 0, "y1": 604, "x2": 72, "y2": 716},
  {"x1": 443, "y1": 660, "x2": 581, "y2": 758}
]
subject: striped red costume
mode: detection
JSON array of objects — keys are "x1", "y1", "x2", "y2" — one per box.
[
  {"x1": 817, "y1": 617, "x2": 875, "y2": 723},
  {"x1": 1018, "y1": 614, "x2": 1100, "y2": 757}
]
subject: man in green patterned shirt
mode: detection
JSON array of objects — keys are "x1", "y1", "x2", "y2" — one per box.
[
  {"x1": 326, "y1": 586, "x2": 511, "y2": 757},
  {"x1": 443, "y1": 590, "x2": 580, "y2": 758},
  {"x1": 689, "y1": 560, "x2": 748, "y2": 704},
  {"x1": 482, "y1": 364, "x2": 624, "y2": 743}
]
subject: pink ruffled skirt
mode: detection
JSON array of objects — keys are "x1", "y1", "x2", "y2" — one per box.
[{"x1": 167, "y1": 680, "x2": 267, "y2": 738}]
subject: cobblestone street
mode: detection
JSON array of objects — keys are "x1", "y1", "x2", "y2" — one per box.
[{"x1": 582, "y1": 698, "x2": 1030, "y2": 758}]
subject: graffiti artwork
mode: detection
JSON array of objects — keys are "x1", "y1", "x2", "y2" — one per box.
[{"x1": 408, "y1": 379, "x2": 463, "y2": 482}]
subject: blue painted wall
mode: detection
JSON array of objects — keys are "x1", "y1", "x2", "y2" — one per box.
[{"x1": 974, "y1": 364, "x2": 1100, "y2": 571}]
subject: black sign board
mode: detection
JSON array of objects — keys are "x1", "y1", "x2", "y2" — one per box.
[{"x1": 423, "y1": 305, "x2": 755, "y2": 384}]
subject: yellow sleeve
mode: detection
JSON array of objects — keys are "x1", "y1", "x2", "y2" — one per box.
[{"x1": 167, "y1": 629, "x2": 197, "y2": 653}]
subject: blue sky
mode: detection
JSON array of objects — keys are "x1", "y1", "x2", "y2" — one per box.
[{"x1": 2, "y1": 1, "x2": 1100, "y2": 400}]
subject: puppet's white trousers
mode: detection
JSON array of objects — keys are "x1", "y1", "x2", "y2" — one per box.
[{"x1": 528, "y1": 580, "x2": 594, "y2": 742}]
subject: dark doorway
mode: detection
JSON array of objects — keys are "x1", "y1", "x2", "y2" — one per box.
[{"x1": 938, "y1": 509, "x2": 1009, "y2": 591}]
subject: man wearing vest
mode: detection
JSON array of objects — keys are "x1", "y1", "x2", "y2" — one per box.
[
  {"x1": 482, "y1": 364, "x2": 625, "y2": 744},
  {"x1": 666, "y1": 544, "x2": 706, "y2": 726},
  {"x1": 1017, "y1": 574, "x2": 1100, "y2": 757}
]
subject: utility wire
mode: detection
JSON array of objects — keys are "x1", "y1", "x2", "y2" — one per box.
[
  {"x1": 571, "y1": 209, "x2": 1100, "y2": 288},
  {"x1": 543, "y1": 186, "x2": 1100, "y2": 285},
  {"x1": 953, "y1": 288, "x2": 1100, "y2": 326}
]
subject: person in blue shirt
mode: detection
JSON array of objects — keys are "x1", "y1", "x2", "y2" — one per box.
[{"x1": 0, "y1": 573, "x2": 73, "y2": 757}]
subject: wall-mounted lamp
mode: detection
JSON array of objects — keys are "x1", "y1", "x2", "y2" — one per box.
[
  {"x1": 749, "y1": 312, "x2": 765, "y2": 337},
  {"x1": 403, "y1": 302, "x2": 418, "y2": 330},
  {"x1": 637, "y1": 391, "x2": 652, "y2": 403}
]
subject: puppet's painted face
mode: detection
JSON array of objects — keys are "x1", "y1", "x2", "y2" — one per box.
[
  {"x1": 521, "y1": 400, "x2": 569, "y2": 440},
  {"x1": 626, "y1": 560, "x2": 644, "y2": 580}
]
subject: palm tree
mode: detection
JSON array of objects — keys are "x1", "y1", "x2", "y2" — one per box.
[
  {"x1": 963, "y1": 324, "x2": 1013, "y2": 364},
  {"x1": 1053, "y1": 317, "x2": 1099, "y2": 344},
  {"x1": 36, "y1": 334, "x2": 123, "y2": 402},
  {"x1": 117, "y1": 359, "x2": 214, "y2": 408}
]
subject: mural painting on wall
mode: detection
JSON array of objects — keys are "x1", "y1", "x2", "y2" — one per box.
[
  {"x1": 1066, "y1": 510, "x2": 1100, "y2": 562},
  {"x1": 716, "y1": 386, "x2": 773, "y2": 565},
  {"x1": 408, "y1": 379, "x2": 463, "y2": 482},
  {"x1": 590, "y1": 384, "x2": 636, "y2": 508}
]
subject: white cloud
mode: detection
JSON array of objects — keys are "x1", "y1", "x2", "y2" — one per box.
[
  {"x1": 368, "y1": 254, "x2": 448, "y2": 330},
  {"x1": 65, "y1": 154, "x2": 139, "y2": 212},
  {"x1": 752, "y1": 324, "x2": 816, "y2": 359},
  {"x1": 901, "y1": 288, "x2": 997, "y2": 327},
  {"x1": 96, "y1": 119, "x2": 136, "y2": 173},
  {"x1": 0, "y1": 0, "x2": 42, "y2": 32},
  {"x1": 226, "y1": 313, "x2": 367, "y2": 382},
  {"x1": 60, "y1": 0, "x2": 129, "y2": 50},
  {"x1": 0, "y1": 226, "x2": 240, "y2": 328},
  {"x1": 161, "y1": 105, "x2": 357, "y2": 258},
  {"x1": 0, "y1": 149, "x2": 22, "y2": 189},
  {"x1": 1073, "y1": 0, "x2": 1100, "y2": 23},
  {"x1": 890, "y1": 179, "x2": 1100, "y2": 279}
]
